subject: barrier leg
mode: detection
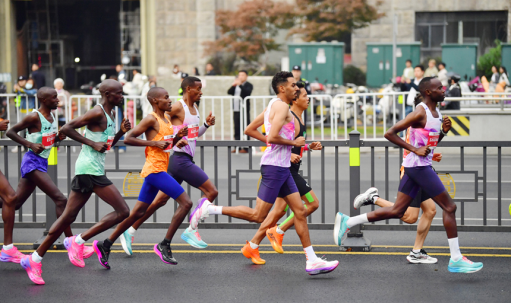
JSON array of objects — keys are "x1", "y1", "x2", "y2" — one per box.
[
  {"x1": 33, "y1": 147, "x2": 64, "y2": 249},
  {"x1": 340, "y1": 130, "x2": 371, "y2": 252}
]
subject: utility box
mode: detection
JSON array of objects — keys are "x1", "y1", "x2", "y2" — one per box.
[
  {"x1": 366, "y1": 42, "x2": 421, "y2": 88},
  {"x1": 441, "y1": 44, "x2": 478, "y2": 81},
  {"x1": 288, "y1": 42, "x2": 344, "y2": 85},
  {"x1": 501, "y1": 43, "x2": 511, "y2": 73}
]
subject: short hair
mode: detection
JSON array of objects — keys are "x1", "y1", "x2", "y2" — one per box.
[
  {"x1": 429, "y1": 59, "x2": 436, "y2": 64},
  {"x1": 414, "y1": 64, "x2": 425, "y2": 72},
  {"x1": 53, "y1": 78, "x2": 64, "y2": 86},
  {"x1": 181, "y1": 76, "x2": 201, "y2": 92},
  {"x1": 439, "y1": 62, "x2": 446, "y2": 67},
  {"x1": 406, "y1": 59, "x2": 412, "y2": 63},
  {"x1": 418, "y1": 77, "x2": 435, "y2": 95},
  {"x1": 271, "y1": 71, "x2": 294, "y2": 94},
  {"x1": 239, "y1": 70, "x2": 248, "y2": 76},
  {"x1": 296, "y1": 81, "x2": 305, "y2": 89}
]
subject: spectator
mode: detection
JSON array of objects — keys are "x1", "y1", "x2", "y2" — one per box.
[
  {"x1": 402, "y1": 59, "x2": 414, "y2": 81},
  {"x1": 116, "y1": 64, "x2": 126, "y2": 81},
  {"x1": 228, "y1": 70, "x2": 253, "y2": 153},
  {"x1": 172, "y1": 64, "x2": 182, "y2": 79},
  {"x1": 499, "y1": 66, "x2": 509, "y2": 87},
  {"x1": 194, "y1": 67, "x2": 200, "y2": 76},
  {"x1": 206, "y1": 63, "x2": 216, "y2": 76},
  {"x1": 178, "y1": 72, "x2": 189, "y2": 96},
  {"x1": 31, "y1": 64, "x2": 46, "y2": 89},
  {"x1": 131, "y1": 69, "x2": 145, "y2": 95},
  {"x1": 424, "y1": 59, "x2": 438, "y2": 77},
  {"x1": 437, "y1": 62, "x2": 448, "y2": 87},
  {"x1": 141, "y1": 75, "x2": 157, "y2": 118},
  {"x1": 12, "y1": 76, "x2": 36, "y2": 152},
  {"x1": 53, "y1": 78, "x2": 71, "y2": 127},
  {"x1": 292, "y1": 65, "x2": 311, "y2": 94},
  {"x1": 445, "y1": 74, "x2": 461, "y2": 110},
  {"x1": 405, "y1": 65, "x2": 425, "y2": 116}
]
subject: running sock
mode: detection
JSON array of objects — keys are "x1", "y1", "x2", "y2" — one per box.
[
  {"x1": 448, "y1": 237, "x2": 462, "y2": 261},
  {"x1": 249, "y1": 241, "x2": 259, "y2": 249},
  {"x1": 160, "y1": 238, "x2": 171, "y2": 247},
  {"x1": 276, "y1": 226, "x2": 285, "y2": 234},
  {"x1": 208, "y1": 205, "x2": 223, "y2": 215},
  {"x1": 103, "y1": 239, "x2": 113, "y2": 250},
  {"x1": 412, "y1": 249, "x2": 421, "y2": 254},
  {"x1": 304, "y1": 246, "x2": 317, "y2": 262},
  {"x1": 128, "y1": 227, "x2": 137, "y2": 235},
  {"x1": 2, "y1": 244, "x2": 13, "y2": 250},
  {"x1": 31, "y1": 251, "x2": 43, "y2": 263},
  {"x1": 74, "y1": 234, "x2": 85, "y2": 245},
  {"x1": 186, "y1": 227, "x2": 194, "y2": 233},
  {"x1": 346, "y1": 214, "x2": 369, "y2": 227}
]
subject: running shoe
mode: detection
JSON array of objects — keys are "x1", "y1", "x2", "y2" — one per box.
[
  {"x1": 181, "y1": 229, "x2": 208, "y2": 249},
  {"x1": 63, "y1": 236, "x2": 85, "y2": 268},
  {"x1": 83, "y1": 246, "x2": 95, "y2": 259},
  {"x1": 189, "y1": 197, "x2": 212, "y2": 230},
  {"x1": 241, "y1": 241, "x2": 266, "y2": 265},
  {"x1": 20, "y1": 255, "x2": 45, "y2": 285},
  {"x1": 306, "y1": 257, "x2": 339, "y2": 275},
  {"x1": 333, "y1": 212, "x2": 350, "y2": 246},
  {"x1": 406, "y1": 249, "x2": 438, "y2": 264},
  {"x1": 92, "y1": 240, "x2": 111, "y2": 270},
  {"x1": 0, "y1": 246, "x2": 24, "y2": 263},
  {"x1": 154, "y1": 244, "x2": 178, "y2": 265},
  {"x1": 448, "y1": 256, "x2": 483, "y2": 273},
  {"x1": 353, "y1": 187, "x2": 379, "y2": 209},
  {"x1": 266, "y1": 226, "x2": 284, "y2": 254},
  {"x1": 120, "y1": 230, "x2": 134, "y2": 255}
]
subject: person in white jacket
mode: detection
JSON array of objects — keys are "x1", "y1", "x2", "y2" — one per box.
[{"x1": 437, "y1": 62, "x2": 448, "y2": 87}]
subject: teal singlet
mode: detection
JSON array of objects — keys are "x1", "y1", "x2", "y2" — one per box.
[
  {"x1": 26, "y1": 110, "x2": 58, "y2": 159},
  {"x1": 75, "y1": 104, "x2": 116, "y2": 176}
]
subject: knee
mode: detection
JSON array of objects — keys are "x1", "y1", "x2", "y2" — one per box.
[
  {"x1": 401, "y1": 212, "x2": 418, "y2": 224},
  {"x1": 308, "y1": 200, "x2": 319, "y2": 213},
  {"x1": 424, "y1": 206, "x2": 437, "y2": 218},
  {"x1": 207, "y1": 189, "x2": 218, "y2": 201},
  {"x1": 133, "y1": 208, "x2": 146, "y2": 219},
  {"x1": 444, "y1": 203, "x2": 457, "y2": 214},
  {"x1": 153, "y1": 197, "x2": 169, "y2": 208},
  {"x1": 4, "y1": 193, "x2": 17, "y2": 207},
  {"x1": 390, "y1": 208, "x2": 406, "y2": 219},
  {"x1": 293, "y1": 207, "x2": 308, "y2": 221},
  {"x1": 118, "y1": 207, "x2": 130, "y2": 221},
  {"x1": 55, "y1": 197, "x2": 67, "y2": 209},
  {"x1": 251, "y1": 211, "x2": 266, "y2": 223}
]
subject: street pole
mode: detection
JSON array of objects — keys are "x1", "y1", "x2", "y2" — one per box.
[{"x1": 392, "y1": 13, "x2": 398, "y2": 82}]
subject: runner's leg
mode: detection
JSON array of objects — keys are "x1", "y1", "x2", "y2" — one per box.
[
  {"x1": 279, "y1": 191, "x2": 319, "y2": 232},
  {"x1": 1, "y1": 173, "x2": 22, "y2": 246},
  {"x1": 413, "y1": 198, "x2": 436, "y2": 250},
  {"x1": 250, "y1": 198, "x2": 288, "y2": 245}
]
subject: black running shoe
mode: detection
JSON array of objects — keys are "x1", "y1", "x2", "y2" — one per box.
[
  {"x1": 93, "y1": 240, "x2": 111, "y2": 269},
  {"x1": 154, "y1": 244, "x2": 178, "y2": 265}
]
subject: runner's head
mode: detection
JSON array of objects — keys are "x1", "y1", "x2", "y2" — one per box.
[
  {"x1": 272, "y1": 71, "x2": 298, "y2": 104},
  {"x1": 37, "y1": 87, "x2": 59, "y2": 110},
  {"x1": 292, "y1": 81, "x2": 309, "y2": 110},
  {"x1": 99, "y1": 79, "x2": 124, "y2": 106},
  {"x1": 181, "y1": 76, "x2": 202, "y2": 103},
  {"x1": 147, "y1": 87, "x2": 172, "y2": 112},
  {"x1": 418, "y1": 77, "x2": 445, "y2": 103}
]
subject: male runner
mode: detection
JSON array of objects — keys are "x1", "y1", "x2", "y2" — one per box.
[
  {"x1": 21, "y1": 79, "x2": 131, "y2": 285},
  {"x1": 2, "y1": 87, "x2": 94, "y2": 264},
  {"x1": 244, "y1": 81, "x2": 323, "y2": 257},
  {"x1": 92, "y1": 87, "x2": 193, "y2": 268},
  {"x1": 190, "y1": 72, "x2": 338, "y2": 275},
  {"x1": 119, "y1": 76, "x2": 216, "y2": 253},
  {"x1": 334, "y1": 77, "x2": 483, "y2": 273}
]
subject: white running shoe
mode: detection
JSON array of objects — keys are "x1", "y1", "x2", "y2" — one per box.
[
  {"x1": 353, "y1": 187, "x2": 379, "y2": 209},
  {"x1": 306, "y1": 257, "x2": 339, "y2": 275},
  {"x1": 189, "y1": 198, "x2": 212, "y2": 230},
  {"x1": 406, "y1": 249, "x2": 438, "y2": 264}
]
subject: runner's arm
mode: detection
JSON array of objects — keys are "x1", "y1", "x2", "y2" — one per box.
[
  {"x1": 6, "y1": 113, "x2": 43, "y2": 152},
  {"x1": 111, "y1": 117, "x2": 131, "y2": 147},
  {"x1": 165, "y1": 100, "x2": 183, "y2": 123},
  {"x1": 244, "y1": 110, "x2": 266, "y2": 143},
  {"x1": 124, "y1": 115, "x2": 169, "y2": 150},
  {"x1": 61, "y1": 108, "x2": 108, "y2": 149},
  {"x1": 267, "y1": 102, "x2": 303, "y2": 147},
  {"x1": 198, "y1": 111, "x2": 215, "y2": 137},
  {"x1": 438, "y1": 116, "x2": 451, "y2": 143},
  {"x1": 384, "y1": 107, "x2": 427, "y2": 155}
]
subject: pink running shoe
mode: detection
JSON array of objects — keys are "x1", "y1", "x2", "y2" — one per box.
[
  {"x1": 83, "y1": 246, "x2": 94, "y2": 259},
  {"x1": 63, "y1": 236, "x2": 85, "y2": 268},
  {"x1": 20, "y1": 255, "x2": 45, "y2": 285},
  {"x1": 0, "y1": 246, "x2": 24, "y2": 263}
]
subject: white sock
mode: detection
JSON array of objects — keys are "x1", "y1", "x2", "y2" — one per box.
[
  {"x1": 31, "y1": 251, "x2": 43, "y2": 263},
  {"x1": 304, "y1": 246, "x2": 317, "y2": 262},
  {"x1": 128, "y1": 227, "x2": 137, "y2": 235},
  {"x1": 276, "y1": 226, "x2": 285, "y2": 234},
  {"x1": 208, "y1": 205, "x2": 223, "y2": 215},
  {"x1": 74, "y1": 234, "x2": 85, "y2": 245},
  {"x1": 448, "y1": 237, "x2": 462, "y2": 261},
  {"x1": 186, "y1": 227, "x2": 194, "y2": 233},
  {"x1": 346, "y1": 214, "x2": 369, "y2": 227},
  {"x1": 2, "y1": 243, "x2": 13, "y2": 250},
  {"x1": 412, "y1": 249, "x2": 421, "y2": 254},
  {"x1": 249, "y1": 241, "x2": 259, "y2": 249}
]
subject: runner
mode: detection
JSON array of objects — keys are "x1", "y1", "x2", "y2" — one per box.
[
  {"x1": 3, "y1": 87, "x2": 94, "y2": 264},
  {"x1": 190, "y1": 72, "x2": 338, "y2": 275},
  {"x1": 334, "y1": 77, "x2": 483, "y2": 273},
  {"x1": 354, "y1": 95, "x2": 440, "y2": 264},
  {"x1": 119, "y1": 76, "x2": 216, "y2": 253},
  {"x1": 21, "y1": 79, "x2": 132, "y2": 285},
  {"x1": 244, "y1": 81, "x2": 323, "y2": 256},
  {"x1": 92, "y1": 87, "x2": 193, "y2": 268}
]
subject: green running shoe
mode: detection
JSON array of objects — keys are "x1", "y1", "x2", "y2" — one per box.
[
  {"x1": 333, "y1": 212, "x2": 350, "y2": 246},
  {"x1": 120, "y1": 230, "x2": 134, "y2": 256},
  {"x1": 181, "y1": 229, "x2": 208, "y2": 249},
  {"x1": 448, "y1": 256, "x2": 483, "y2": 273}
]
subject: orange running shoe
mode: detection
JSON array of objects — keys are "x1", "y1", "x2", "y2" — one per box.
[
  {"x1": 241, "y1": 241, "x2": 265, "y2": 265},
  {"x1": 266, "y1": 226, "x2": 284, "y2": 254}
]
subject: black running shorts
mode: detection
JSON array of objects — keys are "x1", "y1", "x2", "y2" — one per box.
[{"x1": 71, "y1": 174, "x2": 113, "y2": 193}]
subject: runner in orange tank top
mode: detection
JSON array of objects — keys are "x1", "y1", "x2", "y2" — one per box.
[{"x1": 91, "y1": 87, "x2": 195, "y2": 268}]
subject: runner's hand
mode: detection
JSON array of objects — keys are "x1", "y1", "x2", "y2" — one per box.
[
  {"x1": 442, "y1": 116, "x2": 451, "y2": 133},
  {"x1": 30, "y1": 143, "x2": 45, "y2": 154},
  {"x1": 92, "y1": 142, "x2": 109, "y2": 153},
  {"x1": 58, "y1": 132, "x2": 66, "y2": 141},
  {"x1": 177, "y1": 126, "x2": 188, "y2": 138},
  {"x1": 176, "y1": 138, "x2": 188, "y2": 148},
  {"x1": 432, "y1": 153, "x2": 442, "y2": 162},
  {"x1": 413, "y1": 145, "x2": 431, "y2": 157},
  {"x1": 293, "y1": 136, "x2": 305, "y2": 147},
  {"x1": 120, "y1": 118, "x2": 131, "y2": 133},
  {"x1": 206, "y1": 111, "x2": 215, "y2": 126},
  {"x1": 0, "y1": 120, "x2": 8, "y2": 131},
  {"x1": 290, "y1": 154, "x2": 301, "y2": 164},
  {"x1": 309, "y1": 141, "x2": 322, "y2": 150},
  {"x1": 153, "y1": 141, "x2": 170, "y2": 150}
]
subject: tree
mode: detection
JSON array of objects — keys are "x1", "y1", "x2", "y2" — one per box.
[
  {"x1": 203, "y1": 0, "x2": 295, "y2": 75},
  {"x1": 290, "y1": 0, "x2": 383, "y2": 42},
  {"x1": 477, "y1": 39, "x2": 501, "y2": 78}
]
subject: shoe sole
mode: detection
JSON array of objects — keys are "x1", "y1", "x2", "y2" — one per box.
[
  {"x1": 64, "y1": 237, "x2": 85, "y2": 268},
  {"x1": 407, "y1": 256, "x2": 438, "y2": 264},
  {"x1": 153, "y1": 244, "x2": 178, "y2": 265},
  {"x1": 307, "y1": 261, "x2": 339, "y2": 275},
  {"x1": 240, "y1": 248, "x2": 265, "y2": 265},
  {"x1": 92, "y1": 240, "x2": 110, "y2": 270},
  {"x1": 119, "y1": 233, "x2": 133, "y2": 256},
  {"x1": 0, "y1": 252, "x2": 21, "y2": 263},
  {"x1": 21, "y1": 257, "x2": 45, "y2": 285},
  {"x1": 448, "y1": 265, "x2": 483, "y2": 273},
  {"x1": 181, "y1": 233, "x2": 208, "y2": 249},
  {"x1": 353, "y1": 187, "x2": 378, "y2": 209}
]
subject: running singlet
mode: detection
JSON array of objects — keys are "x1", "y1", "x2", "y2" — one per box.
[
  {"x1": 402, "y1": 102, "x2": 442, "y2": 168},
  {"x1": 290, "y1": 110, "x2": 306, "y2": 171},
  {"x1": 75, "y1": 104, "x2": 115, "y2": 176},
  {"x1": 260, "y1": 98, "x2": 295, "y2": 168},
  {"x1": 140, "y1": 113, "x2": 174, "y2": 178},
  {"x1": 173, "y1": 99, "x2": 200, "y2": 157},
  {"x1": 26, "y1": 110, "x2": 58, "y2": 159}
]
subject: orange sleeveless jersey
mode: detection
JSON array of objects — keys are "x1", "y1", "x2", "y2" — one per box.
[{"x1": 140, "y1": 113, "x2": 174, "y2": 178}]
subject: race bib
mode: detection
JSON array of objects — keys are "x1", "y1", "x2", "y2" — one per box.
[
  {"x1": 427, "y1": 131, "x2": 440, "y2": 148},
  {"x1": 106, "y1": 136, "x2": 115, "y2": 151},
  {"x1": 187, "y1": 124, "x2": 199, "y2": 141},
  {"x1": 163, "y1": 135, "x2": 174, "y2": 152},
  {"x1": 42, "y1": 131, "x2": 57, "y2": 149}
]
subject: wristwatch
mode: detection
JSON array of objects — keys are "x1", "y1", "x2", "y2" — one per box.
[{"x1": 440, "y1": 128, "x2": 448, "y2": 136}]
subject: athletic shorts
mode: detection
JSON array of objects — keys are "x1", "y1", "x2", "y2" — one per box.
[
  {"x1": 20, "y1": 150, "x2": 48, "y2": 178},
  {"x1": 138, "y1": 171, "x2": 184, "y2": 204},
  {"x1": 278, "y1": 166, "x2": 312, "y2": 198},
  {"x1": 167, "y1": 152, "x2": 209, "y2": 188},
  {"x1": 258, "y1": 165, "x2": 298, "y2": 203},
  {"x1": 71, "y1": 174, "x2": 113, "y2": 193},
  {"x1": 398, "y1": 166, "x2": 445, "y2": 202}
]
